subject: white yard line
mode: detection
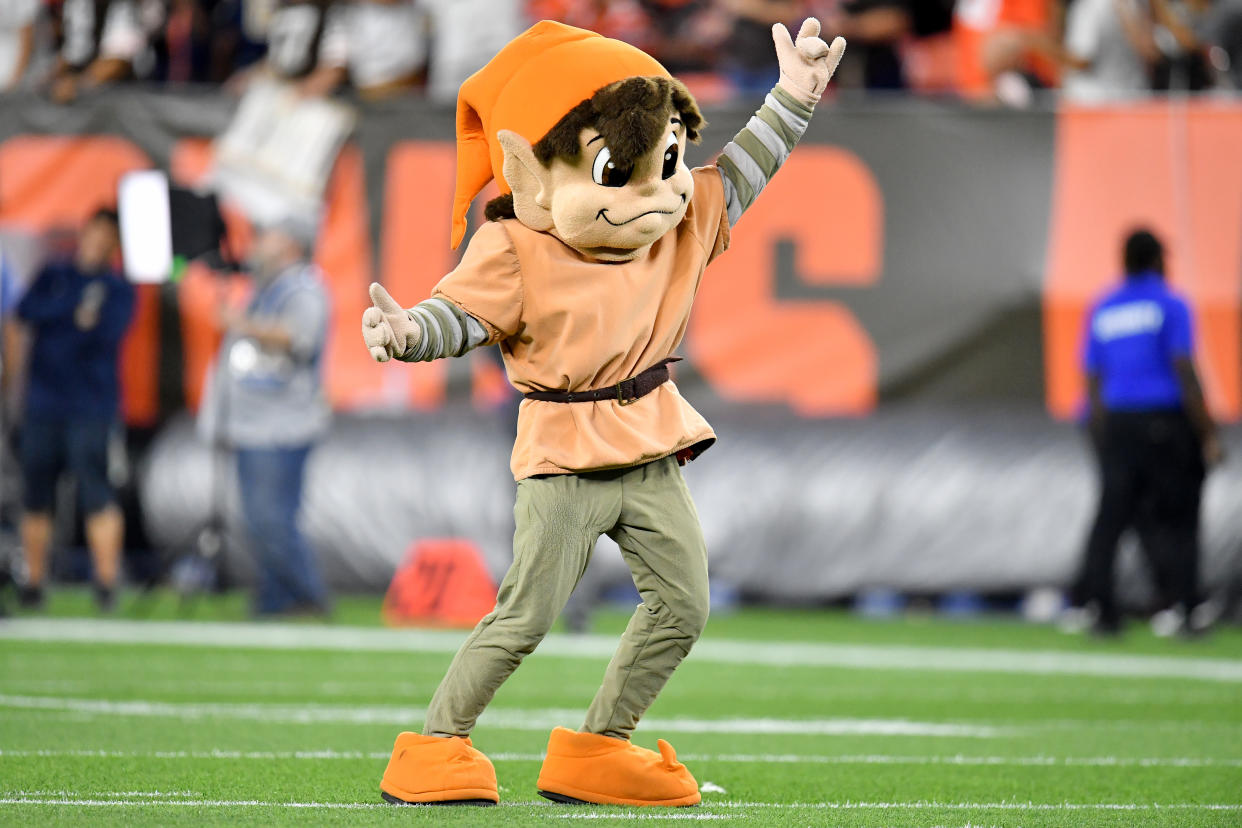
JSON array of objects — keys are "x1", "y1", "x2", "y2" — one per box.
[
  {"x1": 5, "y1": 693, "x2": 1238, "y2": 735},
  {"x1": 682, "y1": 753, "x2": 1242, "y2": 768},
  {"x1": 0, "y1": 797, "x2": 386, "y2": 809},
  {"x1": 709, "y1": 801, "x2": 1242, "y2": 811},
  {"x1": 0, "y1": 749, "x2": 396, "y2": 760},
  {"x1": 2, "y1": 678, "x2": 1233, "y2": 708},
  {"x1": 0, "y1": 695, "x2": 1002, "y2": 737},
  {"x1": 9, "y1": 790, "x2": 200, "y2": 798},
  {"x1": 0, "y1": 795, "x2": 1239, "y2": 812},
  {"x1": 3, "y1": 748, "x2": 1240, "y2": 768},
  {"x1": 3, "y1": 618, "x2": 1241, "y2": 682},
  {"x1": 553, "y1": 815, "x2": 730, "y2": 821}
]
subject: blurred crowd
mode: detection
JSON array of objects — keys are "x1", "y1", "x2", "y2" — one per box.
[{"x1": 0, "y1": 0, "x2": 1240, "y2": 105}]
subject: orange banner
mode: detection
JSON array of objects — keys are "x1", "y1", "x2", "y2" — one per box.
[
  {"x1": 1044, "y1": 102, "x2": 1242, "y2": 421},
  {"x1": 3, "y1": 99, "x2": 1240, "y2": 425}
]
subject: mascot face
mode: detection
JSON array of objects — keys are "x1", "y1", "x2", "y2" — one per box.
[
  {"x1": 540, "y1": 117, "x2": 693, "y2": 262},
  {"x1": 493, "y1": 74, "x2": 704, "y2": 264},
  {"x1": 451, "y1": 23, "x2": 706, "y2": 259}
]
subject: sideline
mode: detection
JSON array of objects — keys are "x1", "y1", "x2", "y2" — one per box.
[{"x1": 3, "y1": 618, "x2": 1241, "y2": 682}]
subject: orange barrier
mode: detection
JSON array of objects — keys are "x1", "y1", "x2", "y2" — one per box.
[{"x1": 381, "y1": 539, "x2": 498, "y2": 628}]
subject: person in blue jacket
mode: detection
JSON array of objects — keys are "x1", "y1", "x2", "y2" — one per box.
[
  {"x1": 1074, "y1": 228, "x2": 1222, "y2": 636},
  {"x1": 16, "y1": 208, "x2": 134, "y2": 612}
]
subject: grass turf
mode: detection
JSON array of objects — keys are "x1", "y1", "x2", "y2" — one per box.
[{"x1": 1, "y1": 589, "x2": 1240, "y2": 826}]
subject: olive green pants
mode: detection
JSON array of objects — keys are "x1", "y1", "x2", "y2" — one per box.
[{"x1": 422, "y1": 456, "x2": 710, "y2": 740}]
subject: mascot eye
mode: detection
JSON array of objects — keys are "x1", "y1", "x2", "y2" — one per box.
[
  {"x1": 591, "y1": 146, "x2": 632, "y2": 188},
  {"x1": 661, "y1": 133, "x2": 680, "y2": 180}
]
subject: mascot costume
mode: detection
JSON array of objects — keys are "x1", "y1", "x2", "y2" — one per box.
[{"x1": 362, "y1": 17, "x2": 845, "y2": 808}]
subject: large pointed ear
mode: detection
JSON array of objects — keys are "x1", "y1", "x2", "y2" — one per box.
[{"x1": 497, "y1": 129, "x2": 554, "y2": 233}]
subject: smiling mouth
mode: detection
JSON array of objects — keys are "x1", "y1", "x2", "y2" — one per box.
[{"x1": 596, "y1": 194, "x2": 687, "y2": 226}]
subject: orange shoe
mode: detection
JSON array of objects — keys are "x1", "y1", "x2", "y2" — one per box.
[
  {"x1": 536, "y1": 727, "x2": 701, "y2": 807},
  {"x1": 379, "y1": 731, "x2": 498, "y2": 806}
]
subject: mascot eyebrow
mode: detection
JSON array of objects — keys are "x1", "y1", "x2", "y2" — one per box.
[{"x1": 485, "y1": 76, "x2": 705, "y2": 221}]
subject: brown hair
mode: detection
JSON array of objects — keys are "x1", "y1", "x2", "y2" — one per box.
[{"x1": 485, "y1": 75, "x2": 704, "y2": 221}]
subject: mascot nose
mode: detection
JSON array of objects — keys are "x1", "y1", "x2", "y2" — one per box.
[{"x1": 634, "y1": 175, "x2": 659, "y2": 197}]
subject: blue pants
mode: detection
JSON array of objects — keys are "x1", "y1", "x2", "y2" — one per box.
[{"x1": 235, "y1": 445, "x2": 329, "y2": 614}]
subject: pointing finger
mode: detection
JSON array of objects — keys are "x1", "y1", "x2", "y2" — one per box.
[{"x1": 797, "y1": 17, "x2": 821, "y2": 41}]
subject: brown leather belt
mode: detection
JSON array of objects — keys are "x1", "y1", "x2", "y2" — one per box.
[{"x1": 523, "y1": 358, "x2": 681, "y2": 406}]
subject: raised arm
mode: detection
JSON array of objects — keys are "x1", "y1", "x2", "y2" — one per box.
[{"x1": 716, "y1": 19, "x2": 845, "y2": 225}]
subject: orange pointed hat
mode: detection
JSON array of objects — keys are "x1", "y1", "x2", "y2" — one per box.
[{"x1": 451, "y1": 20, "x2": 671, "y2": 248}]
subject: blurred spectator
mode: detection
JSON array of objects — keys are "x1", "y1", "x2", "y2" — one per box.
[
  {"x1": 316, "y1": 0, "x2": 429, "y2": 100},
  {"x1": 954, "y1": 0, "x2": 1071, "y2": 104},
  {"x1": 1071, "y1": 229, "x2": 1221, "y2": 637},
  {"x1": 828, "y1": 0, "x2": 955, "y2": 91},
  {"x1": 719, "y1": 0, "x2": 804, "y2": 95},
  {"x1": 1062, "y1": 0, "x2": 1160, "y2": 102},
  {"x1": 15, "y1": 208, "x2": 134, "y2": 612},
  {"x1": 0, "y1": 242, "x2": 18, "y2": 335},
  {"x1": 1200, "y1": 0, "x2": 1242, "y2": 87},
  {"x1": 265, "y1": 0, "x2": 329, "y2": 79},
  {"x1": 199, "y1": 217, "x2": 331, "y2": 616},
  {"x1": 1, "y1": 243, "x2": 21, "y2": 417},
  {"x1": 50, "y1": 0, "x2": 159, "y2": 102},
  {"x1": 637, "y1": 0, "x2": 730, "y2": 74},
  {"x1": 207, "y1": 0, "x2": 273, "y2": 81},
  {"x1": 0, "y1": 0, "x2": 38, "y2": 89},
  {"x1": 527, "y1": 0, "x2": 654, "y2": 49},
  {"x1": 148, "y1": 0, "x2": 211, "y2": 83},
  {"x1": 227, "y1": 0, "x2": 331, "y2": 92},
  {"x1": 1149, "y1": 0, "x2": 1215, "y2": 90},
  {"x1": 421, "y1": 0, "x2": 524, "y2": 103}
]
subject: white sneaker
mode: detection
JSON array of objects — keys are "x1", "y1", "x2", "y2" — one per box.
[
  {"x1": 1189, "y1": 599, "x2": 1223, "y2": 634},
  {"x1": 1150, "y1": 608, "x2": 1184, "y2": 639}
]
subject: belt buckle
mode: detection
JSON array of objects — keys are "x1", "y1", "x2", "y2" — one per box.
[{"x1": 617, "y1": 379, "x2": 638, "y2": 406}]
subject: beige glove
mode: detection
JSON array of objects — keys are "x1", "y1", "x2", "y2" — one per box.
[
  {"x1": 362, "y1": 282, "x2": 421, "y2": 362},
  {"x1": 772, "y1": 18, "x2": 846, "y2": 108}
]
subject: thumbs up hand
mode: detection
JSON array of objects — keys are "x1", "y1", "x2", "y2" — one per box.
[{"x1": 362, "y1": 282, "x2": 421, "y2": 362}]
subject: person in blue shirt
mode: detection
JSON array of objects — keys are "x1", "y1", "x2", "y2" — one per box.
[
  {"x1": 1074, "y1": 228, "x2": 1221, "y2": 636},
  {"x1": 15, "y1": 208, "x2": 135, "y2": 612}
]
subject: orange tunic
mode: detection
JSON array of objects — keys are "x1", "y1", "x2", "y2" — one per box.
[{"x1": 433, "y1": 166, "x2": 730, "y2": 480}]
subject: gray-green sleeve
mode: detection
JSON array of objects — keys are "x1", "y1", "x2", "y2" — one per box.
[
  {"x1": 716, "y1": 85, "x2": 815, "y2": 226},
  {"x1": 399, "y1": 297, "x2": 489, "y2": 362}
]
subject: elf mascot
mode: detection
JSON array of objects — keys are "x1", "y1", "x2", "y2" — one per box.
[{"x1": 362, "y1": 17, "x2": 845, "y2": 808}]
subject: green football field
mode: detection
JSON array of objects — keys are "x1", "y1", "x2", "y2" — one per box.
[{"x1": 1, "y1": 590, "x2": 1241, "y2": 826}]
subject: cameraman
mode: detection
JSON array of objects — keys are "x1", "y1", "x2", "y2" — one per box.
[
  {"x1": 199, "y1": 217, "x2": 332, "y2": 616},
  {"x1": 15, "y1": 207, "x2": 134, "y2": 611}
]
